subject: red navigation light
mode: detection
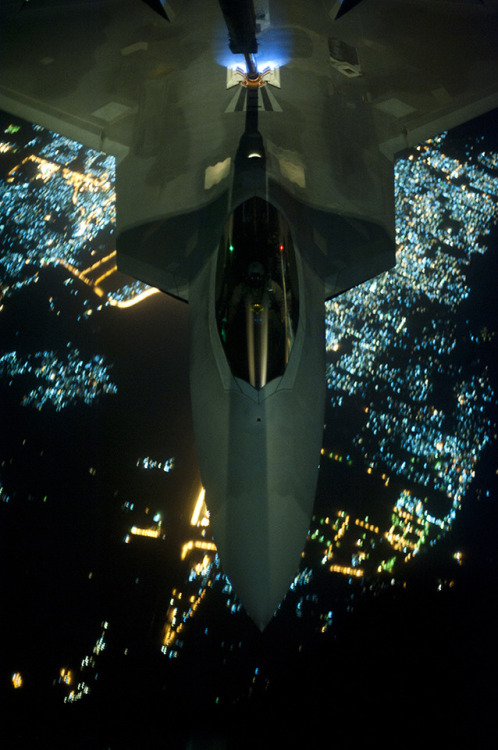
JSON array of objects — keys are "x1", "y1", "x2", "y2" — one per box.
[{"x1": 279, "y1": 244, "x2": 284, "y2": 252}]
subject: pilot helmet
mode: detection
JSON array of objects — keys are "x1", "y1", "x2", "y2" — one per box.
[{"x1": 248, "y1": 261, "x2": 265, "y2": 286}]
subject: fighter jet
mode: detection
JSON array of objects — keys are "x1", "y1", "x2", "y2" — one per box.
[{"x1": 1, "y1": 0, "x2": 497, "y2": 629}]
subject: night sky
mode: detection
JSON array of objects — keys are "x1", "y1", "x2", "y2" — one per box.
[{"x1": 1, "y1": 109, "x2": 498, "y2": 748}]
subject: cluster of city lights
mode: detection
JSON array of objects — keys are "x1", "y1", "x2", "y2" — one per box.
[
  {"x1": 323, "y1": 131, "x2": 497, "y2": 574},
  {"x1": 59, "y1": 621, "x2": 109, "y2": 704},
  {"x1": 1, "y1": 130, "x2": 114, "y2": 276},
  {"x1": 0, "y1": 121, "x2": 159, "y2": 314},
  {"x1": 0, "y1": 344, "x2": 117, "y2": 410},
  {"x1": 136, "y1": 456, "x2": 174, "y2": 472}
]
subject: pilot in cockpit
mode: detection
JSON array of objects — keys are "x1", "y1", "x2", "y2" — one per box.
[{"x1": 229, "y1": 261, "x2": 286, "y2": 323}]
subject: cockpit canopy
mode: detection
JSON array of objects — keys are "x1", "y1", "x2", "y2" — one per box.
[{"x1": 216, "y1": 197, "x2": 299, "y2": 389}]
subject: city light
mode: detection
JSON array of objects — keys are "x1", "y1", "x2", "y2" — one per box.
[
  {"x1": 107, "y1": 286, "x2": 161, "y2": 308},
  {"x1": 130, "y1": 526, "x2": 161, "y2": 539},
  {"x1": 0, "y1": 346, "x2": 117, "y2": 411},
  {"x1": 191, "y1": 487, "x2": 207, "y2": 526},
  {"x1": 11, "y1": 672, "x2": 22, "y2": 689},
  {"x1": 329, "y1": 565, "x2": 364, "y2": 578},
  {"x1": 137, "y1": 456, "x2": 174, "y2": 473},
  {"x1": 181, "y1": 540, "x2": 217, "y2": 560}
]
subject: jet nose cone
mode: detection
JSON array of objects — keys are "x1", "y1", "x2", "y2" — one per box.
[{"x1": 210, "y1": 491, "x2": 311, "y2": 630}]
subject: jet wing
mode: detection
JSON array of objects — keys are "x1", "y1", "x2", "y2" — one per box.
[{"x1": 1, "y1": 0, "x2": 498, "y2": 300}]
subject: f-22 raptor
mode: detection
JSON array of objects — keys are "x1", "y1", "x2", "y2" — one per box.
[{"x1": 1, "y1": 0, "x2": 497, "y2": 628}]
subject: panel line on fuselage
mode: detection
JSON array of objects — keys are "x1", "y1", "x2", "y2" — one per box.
[{"x1": 225, "y1": 86, "x2": 281, "y2": 113}]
